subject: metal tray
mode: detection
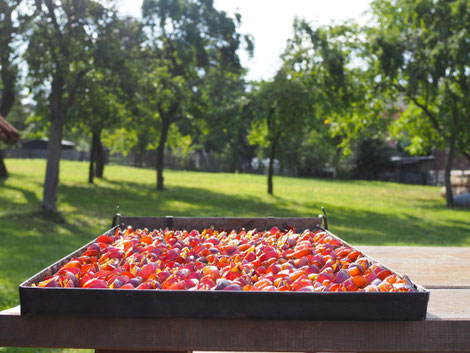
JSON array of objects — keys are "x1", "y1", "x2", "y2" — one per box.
[{"x1": 20, "y1": 216, "x2": 429, "y2": 320}]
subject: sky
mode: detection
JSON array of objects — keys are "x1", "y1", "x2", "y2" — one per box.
[{"x1": 118, "y1": 0, "x2": 372, "y2": 81}]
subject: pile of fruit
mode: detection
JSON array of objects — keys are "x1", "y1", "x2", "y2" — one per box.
[{"x1": 34, "y1": 226, "x2": 414, "y2": 292}]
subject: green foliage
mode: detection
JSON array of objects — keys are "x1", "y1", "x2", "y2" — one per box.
[
  {"x1": 67, "y1": 15, "x2": 136, "y2": 137},
  {"x1": 248, "y1": 68, "x2": 313, "y2": 150},
  {"x1": 0, "y1": 0, "x2": 36, "y2": 117},
  {"x1": 26, "y1": 1, "x2": 110, "y2": 97},
  {"x1": 353, "y1": 137, "x2": 395, "y2": 180},
  {"x1": 280, "y1": 20, "x2": 388, "y2": 167},
  {"x1": 369, "y1": 0, "x2": 470, "y2": 157},
  {"x1": 279, "y1": 128, "x2": 337, "y2": 177},
  {"x1": 138, "y1": 0, "x2": 248, "y2": 187},
  {"x1": 368, "y1": 0, "x2": 470, "y2": 206}
]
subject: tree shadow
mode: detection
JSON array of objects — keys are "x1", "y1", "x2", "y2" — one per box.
[
  {"x1": 59, "y1": 178, "x2": 296, "y2": 219},
  {"x1": 54, "y1": 178, "x2": 470, "y2": 246},
  {"x1": 0, "y1": 183, "x2": 40, "y2": 205}
]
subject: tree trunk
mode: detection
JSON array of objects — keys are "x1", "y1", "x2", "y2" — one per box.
[
  {"x1": 333, "y1": 146, "x2": 342, "y2": 178},
  {"x1": 267, "y1": 139, "x2": 278, "y2": 195},
  {"x1": 156, "y1": 117, "x2": 171, "y2": 190},
  {"x1": 89, "y1": 132, "x2": 98, "y2": 184},
  {"x1": 0, "y1": 44, "x2": 16, "y2": 118},
  {"x1": 0, "y1": 149, "x2": 8, "y2": 179},
  {"x1": 95, "y1": 130, "x2": 105, "y2": 178},
  {"x1": 41, "y1": 76, "x2": 65, "y2": 214},
  {"x1": 41, "y1": 118, "x2": 63, "y2": 213},
  {"x1": 444, "y1": 133, "x2": 456, "y2": 208},
  {"x1": 1, "y1": 46, "x2": 17, "y2": 180}
]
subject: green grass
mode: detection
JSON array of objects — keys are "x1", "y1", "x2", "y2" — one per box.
[{"x1": 1, "y1": 158, "x2": 469, "y2": 352}]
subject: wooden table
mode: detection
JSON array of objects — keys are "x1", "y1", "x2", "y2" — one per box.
[{"x1": 1, "y1": 246, "x2": 469, "y2": 353}]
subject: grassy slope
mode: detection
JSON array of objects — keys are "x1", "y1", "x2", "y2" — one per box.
[{"x1": 1, "y1": 159, "x2": 469, "y2": 352}]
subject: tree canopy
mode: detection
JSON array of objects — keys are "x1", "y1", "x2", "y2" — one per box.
[
  {"x1": 369, "y1": 0, "x2": 470, "y2": 207},
  {"x1": 141, "y1": 0, "x2": 249, "y2": 190}
]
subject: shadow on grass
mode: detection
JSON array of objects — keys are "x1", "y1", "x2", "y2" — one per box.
[
  {"x1": 55, "y1": 178, "x2": 470, "y2": 246},
  {"x1": 0, "y1": 209, "x2": 101, "y2": 310}
]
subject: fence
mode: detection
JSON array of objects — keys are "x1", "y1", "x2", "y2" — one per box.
[{"x1": 4, "y1": 148, "x2": 89, "y2": 161}]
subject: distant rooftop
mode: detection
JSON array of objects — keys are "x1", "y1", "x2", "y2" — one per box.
[{"x1": 391, "y1": 155, "x2": 435, "y2": 164}]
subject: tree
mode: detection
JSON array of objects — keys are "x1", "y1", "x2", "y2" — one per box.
[
  {"x1": 193, "y1": 61, "x2": 254, "y2": 172},
  {"x1": 69, "y1": 16, "x2": 143, "y2": 183},
  {"x1": 249, "y1": 68, "x2": 312, "y2": 194},
  {"x1": 26, "y1": 0, "x2": 115, "y2": 213},
  {"x1": 141, "y1": 0, "x2": 246, "y2": 190},
  {"x1": 251, "y1": 20, "x2": 377, "y2": 186},
  {"x1": 369, "y1": 0, "x2": 470, "y2": 207},
  {"x1": 0, "y1": 0, "x2": 36, "y2": 178}
]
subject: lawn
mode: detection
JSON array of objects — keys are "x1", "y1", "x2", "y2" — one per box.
[{"x1": 1, "y1": 158, "x2": 469, "y2": 352}]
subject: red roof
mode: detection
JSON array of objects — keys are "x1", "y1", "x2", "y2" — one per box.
[{"x1": 0, "y1": 115, "x2": 21, "y2": 144}]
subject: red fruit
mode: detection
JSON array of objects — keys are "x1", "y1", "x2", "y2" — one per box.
[
  {"x1": 83, "y1": 278, "x2": 108, "y2": 289},
  {"x1": 244, "y1": 252, "x2": 256, "y2": 262},
  {"x1": 260, "y1": 250, "x2": 280, "y2": 262},
  {"x1": 293, "y1": 248, "x2": 313, "y2": 259},
  {"x1": 334, "y1": 269, "x2": 350, "y2": 283},
  {"x1": 96, "y1": 234, "x2": 114, "y2": 244},
  {"x1": 129, "y1": 278, "x2": 142, "y2": 287},
  {"x1": 317, "y1": 272, "x2": 335, "y2": 284},
  {"x1": 136, "y1": 282, "x2": 154, "y2": 290},
  {"x1": 305, "y1": 264, "x2": 319, "y2": 275},
  {"x1": 120, "y1": 283, "x2": 135, "y2": 289},
  {"x1": 377, "y1": 269, "x2": 392, "y2": 280},
  {"x1": 294, "y1": 257, "x2": 308, "y2": 268},
  {"x1": 351, "y1": 275, "x2": 369, "y2": 288},
  {"x1": 157, "y1": 271, "x2": 171, "y2": 283},
  {"x1": 343, "y1": 279, "x2": 358, "y2": 291},
  {"x1": 185, "y1": 278, "x2": 199, "y2": 289},
  {"x1": 79, "y1": 272, "x2": 95, "y2": 287},
  {"x1": 139, "y1": 263, "x2": 156, "y2": 281},
  {"x1": 202, "y1": 266, "x2": 220, "y2": 280},
  {"x1": 225, "y1": 245, "x2": 239, "y2": 256},
  {"x1": 267, "y1": 264, "x2": 281, "y2": 275}
]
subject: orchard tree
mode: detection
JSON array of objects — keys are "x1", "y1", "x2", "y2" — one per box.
[
  {"x1": 69, "y1": 70, "x2": 125, "y2": 184},
  {"x1": 254, "y1": 20, "x2": 375, "y2": 184},
  {"x1": 288, "y1": 20, "x2": 389, "y2": 167},
  {"x1": 194, "y1": 64, "x2": 254, "y2": 172},
  {"x1": 0, "y1": 0, "x2": 36, "y2": 178},
  {"x1": 69, "y1": 16, "x2": 143, "y2": 183},
  {"x1": 141, "y1": 0, "x2": 246, "y2": 190},
  {"x1": 26, "y1": 0, "x2": 115, "y2": 213},
  {"x1": 369, "y1": 0, "x2": 470, "y2": 207},
  {"x1": 249, "y1": 68, "x2": 312, "y2": 195}
]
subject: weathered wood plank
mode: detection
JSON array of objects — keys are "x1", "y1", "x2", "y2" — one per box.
[
  {"x1": 426, "y1": 289, "x2": 470, "y2": 319},
  {"x1": 358, "y1": 246, "x2": 470, "y2": 288},
  {"x1": 0, "y1": 289, "x2": 469, "y2": 352},
  {"x1": 1, "y1": 315, "x2": 468, "y2": 352}
]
